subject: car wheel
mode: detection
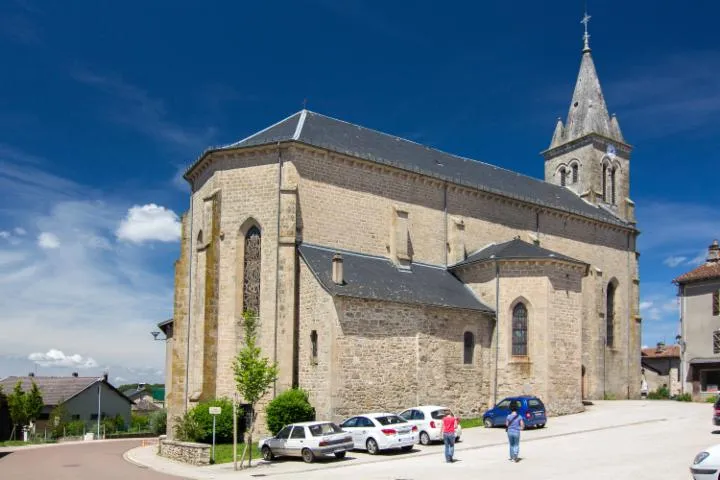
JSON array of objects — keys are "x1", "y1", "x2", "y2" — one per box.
[
  {"x1": 419, "y1": 431, "x2": 431, "y2": 446},
  {"x1": 483, "y1": 418, "x2": 493, "y2": 428},
  {"x1": 261, "y1": 446, "x2": 274, "y2": 461},
  {"x1": 537, "y1": 423, "x2": 545, "y2": 429},
  {"x1": 366, "y1": 438, "x2": 379, "y2": 455},
  {"x1": 401, "y1": 445, "x2": 413, "y2": 451},
  {"x1": 301, "y1": 448, "x2": 315, "y2": 463},
  {"x1": 334, "y1": 451, "x2": 346, "y2": 459}
]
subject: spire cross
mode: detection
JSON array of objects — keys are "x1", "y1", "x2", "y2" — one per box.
[{"x1": 581, "y1": 12, "x2": 591, "y2": 52}]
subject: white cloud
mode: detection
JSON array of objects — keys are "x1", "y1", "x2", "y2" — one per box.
[
  {"x1": 13, "y1": 227, "x2": 26, "y2": 236},
  {"x1": 37, "y1": 232, "x2": 60, "y2": 249},
  {"x1": 28, "y1": 349, "x2": 98, "y2": 369},
  {"x1": 116, "y1": 204, "x2": 181, "y2": 244},
  {"x1": 639, "y1": 301, "x2": 653, "y2": 311},
  {"x1": 0, "y1": 231, "x2": 9, "y2": 239},
  {"x1": 663, "y1": 256, "x2": 687, "y2": 268}
]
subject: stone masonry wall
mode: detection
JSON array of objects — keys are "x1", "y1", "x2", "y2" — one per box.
[{"x1": 159, "y1": 439, "x2": 210, "y2": 466}]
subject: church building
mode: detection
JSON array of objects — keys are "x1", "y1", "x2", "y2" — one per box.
[{"x1": 164, "y1": 21, "x2": 641, "y2": 434}]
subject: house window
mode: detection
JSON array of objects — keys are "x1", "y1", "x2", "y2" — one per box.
[
  {"x1": 243, "y1": 226, "x2": 262, "y2": 315},
  {"x1": 512, "y1": 303, "x2": 528, "y2": 356},
  {"x1": 606, "y1": 282, "x2": 616, "y2": 348},
  {"x1": 463, "y1": 332, "x2": 475, "y2": 364},
  {"x1": 310, "y1": 330, "x2": 318, "y2": 363},
  {"x1": 571, "y1": 164, "x2": 579, "y2": 184},
  {"x1": 713, "y1": 290, "x2": 719, "y2": 316},
  {"x1": 713, "y1": 330, "x2": 720, "y2": 354},
  {"x1": 560, "y1": 168, "x2": 566, "y2": 187},
  {"x1": 610, "y1": 168, "x2": 617, "y2": 204}
]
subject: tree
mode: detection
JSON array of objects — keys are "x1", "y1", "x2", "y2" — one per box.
[
  {"x1": 6, "y1": 380, "x2": 44, "y2": 440},
  {"x1": 233, "y1": 310, "x2": 278, "y2": 469}
]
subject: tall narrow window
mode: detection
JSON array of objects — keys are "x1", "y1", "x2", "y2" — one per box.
[
  {"x1": 602, "y1": 164, "x2": 608, "y2": 201},
  {"x1": 713, "y1": 290, "x2": 719, "y2": 316},
  {"x1": 606, "y1": 282, "x2": 616, "y2": 348},
  {"x1": 463, "y1": 332, "x2": 475, "y2": 364},
  {"x1": 571, "y1": 164, "x2": 578, "y2": 184},
  {"x1": 610, "y1": 168, "x2": 617, "y2": 204},
  {"x1": 512, "y1": 303, "x2": 528, "y2": 356},
  {"x1": 714, "y1": 330, "x2": 720, "y2": 354},
  {"x1": 310, "y1": 330, "x2": 318, "y2": 363},
  {"x1": 560, "y1": 168, "x2": 567, "y2": 186},
  {"x1": 243, "y1": 226, "x2": 262, "y2": 315}
]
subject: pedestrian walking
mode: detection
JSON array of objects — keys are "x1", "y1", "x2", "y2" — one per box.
[
  {"x1": 441, "y1": 410, "x2": 458, "y2": 463},
  {"x1": 505, "y1": 401, "x2": 524, "y2": 462}
]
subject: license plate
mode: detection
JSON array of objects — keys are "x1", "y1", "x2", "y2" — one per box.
[{"x1": 535, "y1": 411, "x2": 544, "y2": 416}]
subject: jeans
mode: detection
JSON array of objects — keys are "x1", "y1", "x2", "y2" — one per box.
[
  {"x1": 443, "y1": 432, "x2": 456, "y2": 461},
  {"x1": 507, "y1": 430, "x2": 520, "y2": 460}
]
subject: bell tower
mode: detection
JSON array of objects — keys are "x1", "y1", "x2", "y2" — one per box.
[{"x1": 542, "y1": 13, "x2": 634, "y2": 223}]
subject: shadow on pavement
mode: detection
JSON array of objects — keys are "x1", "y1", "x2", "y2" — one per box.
[{"x1": 0, "y1": 452, "x2": 13, "y2": 460}]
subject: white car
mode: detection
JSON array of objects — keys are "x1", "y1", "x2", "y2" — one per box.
[
  {"x1": 259, "y1": 421, "x2": 354, "y2": 463},
  {"x1": 398, "y1": 406, "x2": 462, "y2": 445},
  {"x1": 340, "y1": 413, "x2": 418, "y2": 455},
  {"x1": 691, "y1": 444, "x2": 720, "y2": 480}
]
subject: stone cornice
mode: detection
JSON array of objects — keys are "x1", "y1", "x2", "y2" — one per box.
[{"x1": 541, "y1": 133, "x2": 632, "y2": 161}]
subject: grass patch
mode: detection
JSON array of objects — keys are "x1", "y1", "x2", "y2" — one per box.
[
  {"x1": 210, "y1": 443, "x2": 263, "y2": 464},
  {"x1": 459, "y1": 417, "x2": 484, "y2": 429},
  {"x1": 0, "y1": 440, "x2": 56, "y2": 447}
]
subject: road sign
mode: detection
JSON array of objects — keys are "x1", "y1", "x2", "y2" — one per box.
[{"x1": 209, "y1": 406, "x2": 222, "y2": 415}]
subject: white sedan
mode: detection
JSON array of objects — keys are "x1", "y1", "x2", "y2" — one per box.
[
  {"x1": 340, "y1": 413, "x2": 418, "y2": 455},
  {"x1": 259, "y1": 421, "x2": 354, "y2": 463},
  {"x1": 691, "y1": 444, "x2": 720, "y2": 480},
  {"x1": 398, "y1": 405, "x2": 462, "y2": 445}
]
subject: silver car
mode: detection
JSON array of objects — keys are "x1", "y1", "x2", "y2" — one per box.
[{"x1": 259, "y1": 421, "x2": 354, "y2": 463}]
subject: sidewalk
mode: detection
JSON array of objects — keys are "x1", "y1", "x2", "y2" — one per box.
[
  {"x1": 123, "y1": 401, "x2": 704, "y2": 479},
  {"x1": 0, "y1": 437, "x2": 152, "y2": 453}
]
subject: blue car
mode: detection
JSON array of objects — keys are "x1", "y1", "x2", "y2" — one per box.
[{"x1": 482, "y1": 396, "x2": 547, "y2": 429}]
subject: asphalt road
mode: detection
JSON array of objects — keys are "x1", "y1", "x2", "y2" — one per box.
[{"x1": 0, "y1": 440, "x2": 180, "y2": 480}]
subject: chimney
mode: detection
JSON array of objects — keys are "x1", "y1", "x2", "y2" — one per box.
[
  {"x1": 72, "y1": 372, "x2": 78, "y2": 377},
  {"x1": 708, "y1": 239, "x2": 720, "y2": 263},
  {"x1": 28, "y1": 372, "x2": 34, "y2": 377},
  {"x1": 332, "y1": 253, "x2": 344, "y2": 285}
]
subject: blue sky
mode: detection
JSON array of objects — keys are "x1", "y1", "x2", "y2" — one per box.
[{"x1": 0, "y1": 0, "x2": 718, "y2": 383}]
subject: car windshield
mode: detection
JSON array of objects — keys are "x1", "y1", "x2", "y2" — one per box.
[
  {"x1": 308, "y1": 423, "x2": 344, "y2": 436},
  {"x1": 431, "y1": 409, "x2": 452, "y2": 419},
  {"x1": 375, "y1": 415, "x2": 407, "y2": 426}
]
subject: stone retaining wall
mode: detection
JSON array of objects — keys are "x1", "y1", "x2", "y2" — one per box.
[{"x1": 158, "y1": 439, "x2": 210, "y2": 465}]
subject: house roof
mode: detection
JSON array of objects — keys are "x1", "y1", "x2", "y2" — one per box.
[
  {"x1": 298, "y1": 243, "x2": 493, "y2": 313},
  {"x1": 641, "y1": 345, "x2": 680, "y2": 359},
  {"x1": 673, "y1": 262, "x2": 720, "y2": 285},
  {"x1": 186, "y1": 110, "x2": 631, "y2": 228},
  {"x1": 0, "y1": 376, "x2": 133, "y2": 406},
  {"x1": 132, "y1": 398, "x2": 161, "y2": 412},
  {"x1": 450, "y1": 238, "x2": 587, "y2": 269}
]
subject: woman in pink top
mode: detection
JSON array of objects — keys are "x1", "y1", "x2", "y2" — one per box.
[{"x1": 442, "y1": 412, "x2": 458, "y2": 463}]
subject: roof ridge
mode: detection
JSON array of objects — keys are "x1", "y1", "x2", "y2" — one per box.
[{"x1": 224, "y1": 110, "x2": 302, "y2": 148}]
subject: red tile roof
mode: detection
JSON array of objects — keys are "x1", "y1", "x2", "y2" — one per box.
[
  {"x1": 641, "y1": 345, "x2": 680, "y2": 358},
  {"x1": 673, "y1": 262, "x2": 720, "y2": 284}
]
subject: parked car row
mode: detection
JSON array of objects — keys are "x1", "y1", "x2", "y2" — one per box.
[{"x1": 259, "y1": 397, "x2": 547, "y2": 463}]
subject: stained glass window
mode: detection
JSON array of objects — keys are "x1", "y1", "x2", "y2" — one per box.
[
  {"x1": 512, "y1": 303, "x2": 528, "y2": 356},
  {"x1": 243, "y1": 226, "x2": 261, "y2": 315}
]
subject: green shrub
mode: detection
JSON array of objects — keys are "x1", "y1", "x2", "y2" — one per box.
[
  {"x1": 130, "y1": 413, "x2": 150, "y2": 431},
  {"x1": 706, "y1": 395, "x2": 718, "y2": 403},
  {"x1": 149, "y1": 409, "x2": 167, "y2": 435},
  {"x1": 675, "y1": 393, "x2": 692, "y2": 402},
  {"x1": 102, "y1": 415, "x2": 125, "y2": 434},
  {"x1": 648, "y1": 386, "x2": 670, "y2": 400},
  {"x1": 173, "y1": 412, "x2": 203, "y2": 442},
  {"x1": 64, "y1": 420, "x2": 85, "y2": 437},
  {"x1": 265, "y1": 388, "x2": 315, "y2": 435},
  {"x1": 603, "y1": 392, "x2": 616, "y2": 400},
  {"x1": 189, "y1": 398, "x2": 235, "y2": 443}
]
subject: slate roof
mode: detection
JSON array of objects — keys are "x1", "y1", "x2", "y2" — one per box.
[
  {"x1": 298, "y1": 243, "x2": 492, "y2": 312},
  {"x1": 450, "y1": 238, "x2": 586, "y2": 269},
  {"x1": 187, "y1": 110, "x2": 630, "y2": 228},
  {"x1": 0, "y1": 376, "x2": 132, "y2": 406}
]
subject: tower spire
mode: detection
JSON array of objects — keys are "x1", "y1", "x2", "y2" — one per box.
[{"x1": 581, "y1": 11, "x2": 591, "y2": 53}]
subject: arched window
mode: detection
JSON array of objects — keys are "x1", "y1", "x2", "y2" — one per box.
[
  {"x1": 463, "y1": 332, "x2": 475, "y2": 364},
  {"x1": 602, "y1": 164, "x2": 608, "y2": 201},
  {"x1": 610, "y1": 168, "x2": 617, "y2": 204},
  {"x1": 243, "y1": 226, "x2": 262, "y2": 315},
  {"x1": 606, "y1": 282, "x2": 616, "y2": 347},
  {"x1": 560, "y1": 168, "x2": 567, "y2": 187},
  {"x1": 571, "y1": 163, "x2": 579, "y2": 184},
  {"x1": 512, "y1": 303, "x2": 528, "y2": 356}
]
